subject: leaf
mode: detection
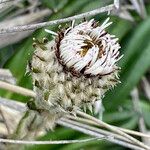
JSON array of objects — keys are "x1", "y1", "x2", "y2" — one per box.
[
  {"x1": 120, "y1": 16, "x2": 150, "y2": 71},
  {"x1": 143, "y1": 111, "x2": 150, "y2": 128},
  {"x1": 103, "y1": 111, "x2": 135, "y2": 123},
  {"x1": 110, "y1": 18, "x2": 132, "y2": 40},
  {"x1": 120, "y1": 116, "x2": 138, "y2": 129}
]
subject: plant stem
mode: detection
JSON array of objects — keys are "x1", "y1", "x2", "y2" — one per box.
[
  {"x1": 76, "y1": 110, "x2": 150, "y2": 150},
  {"x1": 0, "y1": 4, "x2": 115, "y2": 34},
  {"x1": 0, "y1": 81, "x2": 35, "y2": 97},
  {"x1": 58, "y1": 119, "x2": 144, "y2": 150}
]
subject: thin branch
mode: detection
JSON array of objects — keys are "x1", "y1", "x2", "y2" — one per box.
[
  {"x1": 58, "y1": 119, "x2": 144, "y2": 150},
  {"x1": 0, "y1": 137, "x2": 103, "y2": 145},
  {"x1": 5, "y1": 1, "x2": 41, "y2": 19},
  {"x1": 76, "y1": 110, "x2": 150, "y2": 150},
  {"x1": 0, "y1": 0, "x2": 14, "y2": 4},
  {"x1": 0, "y1": 81, "x2": 149, "y2": 149},
  {"x1": 66, "y1": 115, "x2": 150, "y2": 138},
  {"x1": 139, "y1": 0, "x2": 147, "y2": 19},
  {"x1": 114, "y1": 0, "x2": 120, "y2": 9},
  {"x1": 1, "y1": 97, "x2": 150, "y2": 139},
  {"x1": 0, "y1": 97, "x2": 26, "y2": 112},
  {"x1": 131, "y1": 88, "x2": 150, "y2": 145},
  {"x1": 0, "y1": 82, "x2": 150, "y2": 139},
  {"x1": 0, "y1": 4, "x2": 115, "y2": 34},
  {"x1": 130, "y1": 0, "x2": 147, "y2": 19},
  {"x1": 131, "y1": 88, "x2": 146, "y2": 133},
  {"x1": 0, "y1": 97, "x2": 148, "y2": 150},
  {"x1": 142, "y1": 77, "x2": 150, "y2": 101},
  {"x1": 61, "y1": 118, "x2": 130, "y2": 143},
  {"x1": 0, "y1": 81, "x2": 36, "y2": 97},
  {"x1": 0, "y1": 100, "x2": 137, "y2": 148},
  {"x1": 0, "y1": 69, "x2": 16, "y2": 84},
  {"x1": 1, "y1": 118, "x2": 144, "y2": 150},
  {"x1": 0, "y1": 106, "x2": 10, "y2": 134},
  {"x1": 0, "y1": 0, "x2": 22, "y2": 12}
]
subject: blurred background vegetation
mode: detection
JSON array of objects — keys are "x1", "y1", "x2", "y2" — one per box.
[{"x1": 0, "y1": 0, "x2": 150, "y2": 149}]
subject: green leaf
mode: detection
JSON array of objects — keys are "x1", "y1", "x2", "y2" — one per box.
[
  {"x1": 103, "y1": 111, "x2": 135, "y2": 123},
  {"x1": 120, "y1": 16, "x2": 150, "y2": 71},
  {"x1": 143, "y1": 111, "x2": 150, "y2": 128},
  {"x1": 120, "y1": 116, "x2": 138, "y2": 129},
  {"x1": 110, "y1": 18, "x2": 132, "y2": 40}
]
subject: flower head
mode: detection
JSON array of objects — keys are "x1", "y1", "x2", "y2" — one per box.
[
  {"x1": 30, "y1": 18, "x2": 122, "y2": 124},
  {"x1": 55, "y1": 18, "x2": 122, "y2": 77}
]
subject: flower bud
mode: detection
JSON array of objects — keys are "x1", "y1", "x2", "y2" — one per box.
[{"x1": 30, "y1": 18, "x2": 122, "y2": 123}]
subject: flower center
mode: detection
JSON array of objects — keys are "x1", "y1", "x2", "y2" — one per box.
[
  {"x1": 79, "y1": 38, "x2": 105, "y2": 59},
  {"x1": 54, "y1": 18, "x2": 121, "y2": 78},
  {"x1": 79, "y1": 40, "x2": 93, "y2": 57}
]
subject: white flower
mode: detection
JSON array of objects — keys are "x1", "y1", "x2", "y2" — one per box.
[
  {"x1": 54, "y1": 18, "x2": 122, "y2": 77},
  {"x1": 30, "y1": 18, "x2": 122, "y2": 125}
]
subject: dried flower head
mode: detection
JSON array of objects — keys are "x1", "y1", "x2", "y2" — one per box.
[{"x1": 30, "y1": 18, "x2": 122, "y2": 125}]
